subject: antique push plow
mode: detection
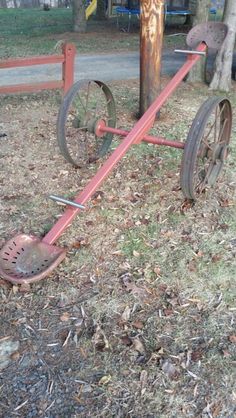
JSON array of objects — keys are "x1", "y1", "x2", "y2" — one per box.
[{"x1": 0, "y1": 23, "x2": 232, "y2": 284}]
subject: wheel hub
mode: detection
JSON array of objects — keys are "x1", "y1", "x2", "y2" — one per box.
[{"x1": 86, "y1": 117, "x2": 100, "y2": 134}]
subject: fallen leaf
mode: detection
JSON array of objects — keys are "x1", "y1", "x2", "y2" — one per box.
[
  {"x1": 133, "y1": 250, "x2": 140, "y2": 257},
  {"x1": 140, "y1": 369, "x2": 148, "y2": 395},
  {"x1": 132, "y1": 320, "x2": 144, "y2": 329},
  {"x1": 70, "y1": 238, "x2": 90, "y2": 249},
  {"x1": 0, "y1": 339, "x2": 20, "y2": 371},
  {"x1": 195, "y1": 250, "x2": 203, "y2": 258},
  {"x1": 219, "y1": 198, "x2": 233, "y2": 207},
  {"x1": 211, "y1": 254, "x2": 222, "y2": 263},
  {"x1": 161, "y1": 359, "x2": 180, "y2": 380},
  {"x1": 92, "y1": 191, "x2": 105, "y2": 201},
  {"x1": 93, "y1": 325, "x2": 109, "y2": 351},
  {"x1": 161, "y1": 230, "x2": 174, "y2": 238},
  {"x1": 19, "y1": 283, "x2": 31, "y2": 293},
  {"x1": 228, "y1": 335, "x2": 236, "y2": 344},
  {"x1": 181, "y1": 199, "x2": 194, "y2": 212},
  {"x1": 121, "y1": 306, "x2": 131, "y2": 321},
  {"x1": 122, "y1": 277, "x2": 152, "y2": 303},
  {"x1": 163, "y1": 309, "x2": 173, "y2": 316},
  {"x1": 98, "y1": 375, "x2": 111, "y2": 385},
  {"x1": 12, "y1": 285, "x2": 18, "y2": 294},
  {"x1": 10, "y1": 351, "x2": 20, "y2": 361},
  {"x1": 188, "y1": 260, "x2": 197, "y2": 272},
  {"x1": 132, "y1": 337, "x2": 146, "y2": 354},
  {"x1": 191, "y1": 349, "x2": 203, "y2": 362},
  {"x1": 60, "y1": 312, "x2": 70, "y2": 322},
  {"x1": 154, "y1": 266, "x2": 161, "y2": 276},
  {"x1": 222, "y1": 349, "x2": 231, "y2": 358},
  {"x1": 120, "y1": 335, "x2": 132, "y2": 346},
  {"x1": 0, "y1": 278, "x2": 11, "y2": 289}
]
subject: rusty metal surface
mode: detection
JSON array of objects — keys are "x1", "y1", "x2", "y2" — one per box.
[
  {"x1": 0, "y1": 30, "x2": 218, "y2": 283},
  {"x1": 187, "y1": 22, "x2": 228, "y2": 51},
  {"x1": 0, "y1": 234, "x2": 66, "y2": 284},
  {"x1": 180, "y1": 96, "x2": 232, "y2": 200},
  {"x1": 57, "y1": 80, "x2": 116, "y2": 167},
  {"x1": 44, "y1": 44, "x2": 207, "y2": 246},
  {"x1": 96, "y1": 123, "x2": 185, "y2": 149}
]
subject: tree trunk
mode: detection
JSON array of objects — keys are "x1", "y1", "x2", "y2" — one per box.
[
  {"x1": 209, "y1": 0, "x2": 236, "y2": 92},
  {"x1": 0, "y1": 0, "x2": 7, "y2": 7},
  {"x1": 188, "y1": 0, "x2": 210, "y2": 82},
  {"x1": 32, "y1": 0, "x2": 40, "y2": 6},
  {"x1": 72, "y1": 0, "x2": 86, "y2": 32},
  {"x1": 139, "y1": 0, "x2": 164, "y2": 116},
  {"x1": 20, "y1": 0, "x2": 32, "y2": 7},
  {"x1": 185, "y1": 0, "x2": 197, "y2": 26},
  {"x1": 96, "y1": 0, "x2": 106, "y2": 20}
]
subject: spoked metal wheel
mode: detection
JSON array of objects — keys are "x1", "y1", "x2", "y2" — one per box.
[
  {"x1": 57, "y1": 80, "x2": 116, "y2": 167},
  {"x1": 180, "y1": 96, "x2": 232, "y2": 200}
]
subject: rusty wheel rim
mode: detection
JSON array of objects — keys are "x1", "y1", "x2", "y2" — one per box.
[
  {"x1": 180, "y1": 97, "x2": 232, "y2": 200},
  {"x1": 57, "y1": 80, "x2": 116, "y2": 168}
]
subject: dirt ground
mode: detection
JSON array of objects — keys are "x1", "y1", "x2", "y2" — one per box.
[{"x1": 0, "y1": 79, "x2": 235, "y2": 418}]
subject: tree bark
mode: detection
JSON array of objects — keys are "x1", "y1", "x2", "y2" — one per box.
[
  {"x1": 72, "y1": 0, "x2": 86, "y2": 32},
  {"x1": 58, "y1": 0, "x2": 65, "y2": 7},
  {"x1": 185, "y1": 0, "x2": 197, "y2": 26},
  {"x1": 96, "y1": 0, "x2": 106, "y2": 20},
  {"x1": 209, "y1": 0, "x2": 236, "y2": 92},
  {"x1": 32, "y1": 0, "x2": 40, "y2": 6},
  {"x1": 0, "y1": 0, "x2": 7, "y2": 7},
  {"x1": 188, "y1": 0, "x2": 210, "y2": 82},
  {"x1": 139, "y1": 0, "x2": 164, "y2": 116},
  {"x1": 20, "y1": 0, "x2": 32, "y2": 7}
]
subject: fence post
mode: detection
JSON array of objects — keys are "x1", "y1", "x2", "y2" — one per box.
[{"x1": 62, "y1": 43, "x2": 76, "y2": 94}]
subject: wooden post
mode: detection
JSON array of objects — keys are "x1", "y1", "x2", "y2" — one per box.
[
  {"x1": 62, "y1": 43, "x2": 76, "y2": 94},
  {"x1": 139, "y1": 0, "x2": 165, "y2": 116},
  {"x1": 0, "y1": 44, "x2": 76, "y2": 95},
  {"x1": 107, "y1": 0, "x2": 113, "y2": 18}
]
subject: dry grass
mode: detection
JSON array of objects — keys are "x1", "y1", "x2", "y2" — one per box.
[{"x1": 0, "y1": 79, "x2": 235, "y2": 417}]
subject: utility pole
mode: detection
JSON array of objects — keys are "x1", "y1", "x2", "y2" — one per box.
[{"x1": 139, "y1": 0, "x2": 165, "y2": 116}]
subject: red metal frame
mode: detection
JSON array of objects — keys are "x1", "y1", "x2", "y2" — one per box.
[
  {"x1": 95, "y1": 122, "x2": 184, "y2": 149},
  {"x1": 42, "y1": 43, "x2": 207, "y2": 245},
  {"x1": 0, "y1": 43, "x2": 76, "y2": 95}
]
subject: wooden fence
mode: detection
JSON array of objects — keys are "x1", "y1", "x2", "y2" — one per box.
[{"x1": 0, "y1": 43, "x2": 76, "y2": 95}]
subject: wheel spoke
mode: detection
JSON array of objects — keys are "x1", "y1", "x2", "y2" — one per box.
[
  {"x1": 85, "y1": 81, "x2": 92, "y2": 112},
  {"x1": 180, "y1": 97, "x2": 232, "y2": 200},
  {"x1": 75, "y1": 93, "x2": 87, "y2": 113},
  {"x1": 213, "y1": 105, "x2": 219, "y2": 143},
  {"x1": 218, "y1": 118, "x2": 228, "y2": 145},
  {"x1": 57, "y1": 80, "x2": 116, "y2": 167}
]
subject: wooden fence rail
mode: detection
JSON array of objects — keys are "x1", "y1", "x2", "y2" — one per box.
[{"x1": 0, "y1": 43, "x2": 76, "y2": 95}]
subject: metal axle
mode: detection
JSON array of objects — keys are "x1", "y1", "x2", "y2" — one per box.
[{"x1": 96, "y1": 122, "x2": 185, "y2": 149}]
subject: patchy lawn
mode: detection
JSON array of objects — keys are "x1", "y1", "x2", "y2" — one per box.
[
  {"x1": 0, "y1": 78, "x2": 235, "y2": 417},
  {"x1": 0, "y1": 7, "x2": 192, "y2": 59}
]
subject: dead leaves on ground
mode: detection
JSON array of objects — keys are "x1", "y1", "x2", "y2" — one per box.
[
  {"x1": 228, "y1": 335, "x2": 236, "y2": 344},
  {"x1": 122, "y1": 275, "x2": 154, "y2": 304},
  {"x1": 93, "y1": 325, "x2": 110, "y2": 351},
  {"x1": 161, "y1": 359, "x2": 180, "y2": 380}
]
